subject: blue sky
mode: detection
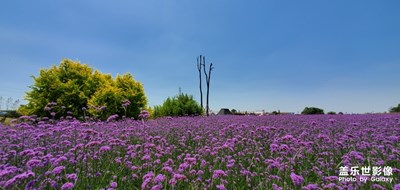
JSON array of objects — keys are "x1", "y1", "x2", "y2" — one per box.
[{"x1": 1, "y1": 0, "x2": 399, "y2": 113}]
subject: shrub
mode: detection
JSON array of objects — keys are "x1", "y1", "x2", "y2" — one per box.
[
  {"x1": 301, "y1": 107, "x2": 324, "y2": 115},
  {"x1": 389, "y1": 104, "x2": 400, "y2": 113},
  {"x1": 18, "y1": 59, "x2": 148, "y2": 120},
  {"x1": 153, "y1": 93, "x2": 203, "y2": 118}
]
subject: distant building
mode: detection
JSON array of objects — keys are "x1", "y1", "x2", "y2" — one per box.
[{"x1": 217, "y1": 108, "x2": 232, "y2": 115}]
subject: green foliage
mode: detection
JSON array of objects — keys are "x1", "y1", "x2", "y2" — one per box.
[
  {"x1": 19, "y1": 59, "x2": 148, "y2": 119},
  {"x1": 231, "y1": 109, "x2": 237, "y2": 114},
  {"x1": 389, "y1": 104, "x2": 400, "y2": 113},
  {"x1": 271, "y1": 110, "x2": 281, "y2": 115},
  {"x1": 301, "y1": 107, "x2": 324, "y2": 115},
  {"x1": 153, "y1": 93, "x2": 203, "y2": 118},
  {"x1": 327, "y1": 111, "x2": 336, "y2": 115}
]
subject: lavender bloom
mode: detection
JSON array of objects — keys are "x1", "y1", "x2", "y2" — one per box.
[
  {"x1": 162, "y1": 166, "x2": 174, "y2": 173},
  {"x1": 154, "y1": 174, "x2": 166, "y2": 183},
  {"x1": 290, "y1": 172, "x2": 304, "y2": 186},
  {"x1": 302, "y1": 184, "x2": 320, "y2": 190},
  {"x1": 212, "y1": 170, "x2": 227, "y2": 179},
  {"x1": 66, "y1": 173, "x2": 77, "y2": 181},
  {"x1": 122, "y1": 99, "x2": 131, "y2": 107},
  {"x1": 4, "y1": 171, "x2": 35, "y2": 188},
  {"x1": 85, "y1": 141, "x2": 101, "y2": 148},
  {"x1": 173, "y1": 173, "x2": 186, "y2": 180},
  {"x1": 107, "y1": 114, "x2": 119, "y2": 122},
  {"x1": 272, "y1": 184, "x2": 283, "y2": 190},
  {"x1": 151, "y1": 184, "x2": 163, "y2": 190},
  {"x1": 216, "y1": 184, "x2": 227, "y2": 190},
  {"x1": 110, "y1": 182, "x2": 117, "y2": 188},
  {"x1": 26, "y1": 159, "x2": 41, "y2": 168},
  {"x1": 270, "y1": 143, "x2": 279, "y2": 153},
  {"x1": 324, "y1": 176, "x2": 338, "y2": 182},
  {"x1": 143, "y1": 172, "x2": 155, "y2": 181},
  {"x1": 48, "y1": 102, "x2": 57, "y2": 106},
  {"x1": 371, "y1": 184, "x2": 386, "y2": 190},
  {"x1": 61, "y1": 182, "x2": 74, "y2": 190},
  {"x1": 52, "y1": 166, "x2": 65, "y2": 175},
  {"x1": 139, "y1": 109, "x2": 150, "y2": 119},
  {"x1": 100, "y1": 145, "x2": 111, "y2": 152}
]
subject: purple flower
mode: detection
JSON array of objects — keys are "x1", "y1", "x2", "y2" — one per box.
[
  {"x1": 302, "y1": 183, "x2": 320, "y2": 190},
  {"x1": 290, "y1": 172, "x2": 304, "y2": 186},
  {"x1": 141, "y1": 155, "x2": 151, "y2": 161},
  {"x1": 154, "y1": 174, "x2": 166, "y2": 183},
  {"x1": 26, "y1": 159, "x2": 41, "y2": 168},
  {"x1": 66, "y1": 173, "x2": 77, "y2": 181},
  {"x1": 394, "y1": 184, "x2": 400, "y2": 190},
  {"x1": 143, "y1": 172, "x2": 155, "y2": 181},
  {"x1": 139, "y1": 109, "x2": 150, "y2": 119},
  {"x1": 272, "y1": 184, "x2": 283, "y2": 190},
  {"x1": 61, "y1": 182, "x2": 74, "y2": 190},
  {"x1": 324, "y1": 176, "x2": 338, "y2": 182},
  {"x1": 179, "y1": 162, "x2": 190, "y2": 171},
  {"x1": 3, "y1": 171, "x2": 35, "y2": 188},
  {"x1": 270, "y1": 143, "x2": 279, "y2": 153},
  {"x1": 85, "y1": 141, "x2": 101, "y2": 148},
  {"x1": 371, "y1": 184, "x2": 386, "y2": 190},
  {"x1": 173, "y1": 173, "x2": 186, "y2": 180},
  {"x1": 52, "y1": 166, "x2": 65, "y2": 175},
  {"x1": 212, "y1": 170, "x2": 227, "y2": 179},
  {"x1": 151, "y1": 184, "x2": 163, "y2": 190},
  {"x1": 110, "y1": 181, "x2": 117, "y2": 188},
  {"x1": 162, "y1": 166, "x2": 173, "y2": 173},
  {"x1": 184, "y1": 157, "x2": 196, "y2": 165},
  {"x1": 107, "y1": 114, "x2": 119, "y2": 122},
  {"x1": 216, "y1": 184, "x2": 227, "y2": 190},
  {"x1": 323, "y1": 183, "x2": 336, "y2": 189},
  {"x1": 100, "y1": 145, "x2": 111, "y2": 152},
  {"x1": 122, "y1": 99, "x2": 131, "y2": 107},
  {"x1": 48, "y1": 102, "x2": 57, "y2": 106}
]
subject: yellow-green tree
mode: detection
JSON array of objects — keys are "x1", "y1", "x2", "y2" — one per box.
[{"x1": 19, "y1": 59, "x2": 148, "y2": 120}]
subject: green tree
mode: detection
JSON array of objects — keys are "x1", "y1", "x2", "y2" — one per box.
[
  {"x1": 389, "y1": 104, "x2": 400, "y2": 113},
  {"x1": 301, "y1": 107, "x2": 324, "y2": 115},
  {"x1": 153, "y1": 93, "x2": 203, "y2": 118},
  {"x1": 231, "y1": 109, "x2": 237, "y2": 114},
  {"x1": 19, "y1": 59, "x2": 148, "y2": 119}
]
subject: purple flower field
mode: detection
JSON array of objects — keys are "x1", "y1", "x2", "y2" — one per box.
[{"x1": 0, "y1": 114, "x2": 399, "y2": 189}]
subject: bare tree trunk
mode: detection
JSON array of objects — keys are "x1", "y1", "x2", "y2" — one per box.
[
  {"x1": 203, "y1": 61, "x2": 213, "y2": 116},
  {"x1": 197, "y1": 55, "x2": 204, "y2": 111}
]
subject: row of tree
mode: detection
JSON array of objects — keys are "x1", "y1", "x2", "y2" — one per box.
[{"x1": 0, "y1": 96, "x2": 20, "y2": 111}]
